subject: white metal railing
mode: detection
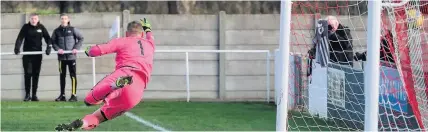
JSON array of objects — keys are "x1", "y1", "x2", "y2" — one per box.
[
  {"x1": 2, "y1": 51, "x2": 98, "y2": 87},
  {"x1": 1, "y1": 50, "x2": 272, "y2": 102}
]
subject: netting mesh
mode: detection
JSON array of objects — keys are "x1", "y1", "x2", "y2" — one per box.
[
  {"x1": 382, "y1": 0, "x2": 428, "y2": 130},
  {"x1": 283, "y1": 0, "x2": 428, "y2": 131}
]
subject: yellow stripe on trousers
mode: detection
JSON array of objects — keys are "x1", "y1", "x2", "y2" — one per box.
[{"x1": 72, "y1": 77, "x2": 76, "y2": 95}]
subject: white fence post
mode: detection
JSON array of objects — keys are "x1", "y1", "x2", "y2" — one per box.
[
  {"x1": 116, "y1": 16, "x2": 121, "y2": 37},
  {"x1": 266, "y1": 52, "x2": 271, "y2": 103},
  {"x1": 186, "y1": 52, "x2": 190, "y2": 102},
  {"x1": 92, "y1": 57, "x2": 96, "y2": 86}
]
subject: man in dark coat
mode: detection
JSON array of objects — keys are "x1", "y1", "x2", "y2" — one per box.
[{"x1": 14, "y1": 13, "x2": 52, "y2": 101}]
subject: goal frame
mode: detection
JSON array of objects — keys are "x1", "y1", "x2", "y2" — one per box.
[{"x1": 275, "y1": 0, "x2": 410, "y2": 131}]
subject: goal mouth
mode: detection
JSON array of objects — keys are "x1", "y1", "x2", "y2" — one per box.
[{"x1": 276, "y1": 0, "x2": 428, "y2": 131}]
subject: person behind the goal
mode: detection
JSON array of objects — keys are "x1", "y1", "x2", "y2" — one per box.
[
  {"x1": 55, "y1": 18, "x2": 155, "y2": 131},
  {"x1": 354, "y1": 29, "x2": 395, "y2": 64}
]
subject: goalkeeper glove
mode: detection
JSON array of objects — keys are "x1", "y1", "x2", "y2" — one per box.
[
  {"x1": 140, "y1": 18, "x2": 151, "y2": 32},
  {"x1": 84, "y1": 46, "x2": 91, "y2": 57}
]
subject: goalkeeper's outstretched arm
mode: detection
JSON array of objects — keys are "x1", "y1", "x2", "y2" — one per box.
[
  {"x1": 85, "y1": 39, "x2": 120, "y2": 57},
  {"x1": 145, "y1": 31, "x2": 155, "y2": 49}
]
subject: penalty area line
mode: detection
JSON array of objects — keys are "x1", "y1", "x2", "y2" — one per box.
[{"x1": 124, "y1": 112, "x2": 170, "y2": 132}]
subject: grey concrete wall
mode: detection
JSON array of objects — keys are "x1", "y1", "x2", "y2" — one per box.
[{"x1": 1, "y1": 11, "x2": 370, "y2": 101}]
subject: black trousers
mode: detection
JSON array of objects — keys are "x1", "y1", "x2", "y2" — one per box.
[
  {"x1": 22, "y1": 55, "x2": 43, "y2": 96},
  {"x1": 59, "y1": 60, "x2": 77, "y2": 96}
]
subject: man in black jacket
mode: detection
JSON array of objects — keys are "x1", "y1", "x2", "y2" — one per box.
[
  {"x1": 51, "y1": 13, "x2": 84, "y2": 102},
  {"x1": 14, "y1": 13, "x2": 52, "y2": 101},
  {"x1": 308, "y1": 16, "x2": 353, "y2": 67},
  {"x1": 326, "y1": 16, "x2": 354, "y2": 66},
  {"x1": 354, "y1": 30, "x2": 395, "y2": 63}
]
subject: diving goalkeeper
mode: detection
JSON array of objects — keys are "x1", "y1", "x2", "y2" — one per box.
[{"x1": 55, "y1": 18, "x2": 155, "y2": 131}]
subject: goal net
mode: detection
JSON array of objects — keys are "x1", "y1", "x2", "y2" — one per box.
[{"x1": 278, "y1": 0, "x2": 428, "y2": 131}]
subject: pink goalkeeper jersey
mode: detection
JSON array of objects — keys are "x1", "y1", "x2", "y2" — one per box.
[{"x1": 95, "y1": 32, "x2": 155, "y2": 79}]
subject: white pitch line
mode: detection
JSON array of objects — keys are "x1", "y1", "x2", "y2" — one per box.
[
  {"x1": 5, "y1": 106, "x2": 170, "y2": 132},
  {"x1": 124, "y1": 112, "x2": 170, "y2": 132},
  {"x1": 5, "y1": 105, "x2": 88, "y2": 109}
]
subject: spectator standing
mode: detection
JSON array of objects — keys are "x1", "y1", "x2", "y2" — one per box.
[
  {"x1": 51, "y1": 13, "x2": 84, "y2": 102},
  {"x1": 354, "y1": 30, "x2": 395, "y2": 63},
  {"x1": 14, "y1": 13, "x2": 52, "y2": 102},
  {"x1": 325, "y1": 16, "x2": 354, "y2": 66}
]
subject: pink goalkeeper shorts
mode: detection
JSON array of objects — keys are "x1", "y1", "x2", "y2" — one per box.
[{"x1": 84, "y1": 67, "x2": 146, "y2": 120}]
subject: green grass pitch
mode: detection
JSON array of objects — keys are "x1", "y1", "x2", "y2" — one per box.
[
  {"x1": 1, "y1": 101, "x2": 342, "y2": 131},
  {"x1": 2, "y1": 101, "x2": 278, "y2": 131}
]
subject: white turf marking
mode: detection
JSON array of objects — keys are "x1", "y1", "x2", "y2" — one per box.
[
  {"x1": 124, "y1": 112, "x2": 170, "y2": 132},
  {"x1": 5, "y1": 105, "x2": 88, "y2": 109},
  {"x1": 5, "y1": 106, "x2": 170, "y2": 131}
]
